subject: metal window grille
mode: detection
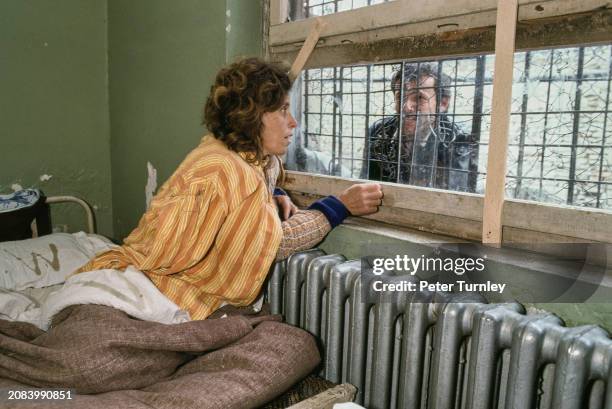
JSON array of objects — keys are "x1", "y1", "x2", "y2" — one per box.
[
  {"x1": 288, "y1": 0, "x2": 391, "y2": 20},
  {"x1": 507, "y1": 46, "x2": 612, "y2": 209},
  {"x1": 287, "y1": 44, "x2": 612, "y2": 210}
]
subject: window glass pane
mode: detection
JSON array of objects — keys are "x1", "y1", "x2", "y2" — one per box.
[
  {"x1": 287, "y1": 0, "x2": 394, "y2": 20},
  {"x1": 506, "y1": 45, "x2": 612, "y2": 210},
  {"x1": 285, "y1": 43, "x2": 612, "y2": 210},
  {"x1": 287, "y1": 57, "x2": 488, "y2": 194}
]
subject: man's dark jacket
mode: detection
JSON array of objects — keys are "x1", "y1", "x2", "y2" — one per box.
[{"x1": 363, "y1": 115, "x2": 478, "y2": 192}]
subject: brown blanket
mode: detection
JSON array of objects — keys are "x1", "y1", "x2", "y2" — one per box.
[{"x1": 0, "y1": 305, "x2": 320, "y2": 408}]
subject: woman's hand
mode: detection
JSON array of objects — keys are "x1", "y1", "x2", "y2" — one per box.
[
  {"x1": 275, "y1": 194, "x2": 298, "y2": 220},
  {"x1": 338, "y1": 183, "x2": 383, "y2": 216}
]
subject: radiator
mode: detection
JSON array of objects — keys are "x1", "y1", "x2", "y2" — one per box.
[{"x1": 266, "y1": 249, "x2": 612, "y2": 409}]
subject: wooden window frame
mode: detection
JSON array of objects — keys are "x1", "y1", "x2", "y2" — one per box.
[{"x1": 266, "y1": 0, "x2": 612, "y2": 245}]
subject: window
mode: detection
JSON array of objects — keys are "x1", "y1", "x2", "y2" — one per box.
[
  {"x1": 287, "y1": 44, "x2": 612, "y2": 210},
  {"x1": 506, "y1": 46, "x2": 611, "y2": 210},
  {"x1": 287, "y1": 0, "x2": 392, "y2": 20},
  {"x1": 268, "y1": 0, "x2": 612, "y2": 243}
]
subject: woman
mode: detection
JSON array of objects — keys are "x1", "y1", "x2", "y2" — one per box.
[{"x1": 79, "y1": 58, "x2": 383, "y2": 320}]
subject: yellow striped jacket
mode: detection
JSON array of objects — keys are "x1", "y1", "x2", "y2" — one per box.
[{"x1": 78, "y1": 135, "x2": 283, "y2": 320}]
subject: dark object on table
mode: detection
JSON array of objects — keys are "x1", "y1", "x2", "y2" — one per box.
[{"x1": 0, "y1": 189, "x2": 51, "y2": 242}]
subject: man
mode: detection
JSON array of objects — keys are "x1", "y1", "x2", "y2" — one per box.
[{"x1": 364, "y1": 63, "x2": 478, "y2": 192}]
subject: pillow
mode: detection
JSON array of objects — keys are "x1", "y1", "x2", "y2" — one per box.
[
  {"x1": 0, "y1": 232, "x2": 117, "y2": 291},
  {"x1": 71, "y1": 231, "x2": 117, "y2": 257}
]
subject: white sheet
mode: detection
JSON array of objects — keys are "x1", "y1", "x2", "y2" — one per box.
[
  {"x1": 0, "y1": 267, "x2": 190, "y2": 330},
  {"x1": 0, "y1": 232, "x2": 190, "y2": 330},
  {"x1": 0, "y1": 285, "x2": 61, "y2": 322}
]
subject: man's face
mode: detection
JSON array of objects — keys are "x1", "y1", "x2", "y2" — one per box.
[
  {"x1": 261, "y1": 95, "x2": 297, "y2": 156},
  {"x1": 394, "y1": 75, "x2": 449, "y2": 138}
]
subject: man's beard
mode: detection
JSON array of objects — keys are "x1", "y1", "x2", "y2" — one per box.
[
  {"x1": 401, "y1": 113, "x2": 434, "y2": 154},
  {"x1": 398, "y1": 113, "x2": 438, "y2": 186}
]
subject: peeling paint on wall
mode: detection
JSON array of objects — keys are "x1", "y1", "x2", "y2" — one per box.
[
  {"x1": 225, "y1": 6, "x2": 231, "y2": 33},
  {"x1": 145, "y1": 161, "x2": 158, "y2": 210},
  {"x1": 11, "y1": 184, "x2": 23, "y2": 192},
  {"x1": 39, "y1": 174, "x2": 53, "y2": 182}
]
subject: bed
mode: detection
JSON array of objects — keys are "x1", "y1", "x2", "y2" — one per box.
[{"x1": 0, "y1": 190, "x2": 325, "y2": 409}]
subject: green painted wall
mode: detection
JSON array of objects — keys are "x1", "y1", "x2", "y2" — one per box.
[
  {"x1": 107, "y1": 0, "x2": 262, "y2": 239},
  {"x1": 0, "y1": 0, "x2": 263, "y2": 240},
  {"x1": 226, "y1": 0, "x2": 263, "y2": 63},
  {"x1": 0, "y1": 0, "x2": 114, "y2": 237}
]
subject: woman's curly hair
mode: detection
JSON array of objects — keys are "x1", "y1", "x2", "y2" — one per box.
[{"x1": 203, "y1": 58, "x2": 291, "y2": 165}]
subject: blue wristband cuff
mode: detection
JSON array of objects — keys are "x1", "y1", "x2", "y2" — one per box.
[
  {"x1": 273, "y1": 187, "x2": 287, "y2": 196},
  {"x1": 308, "y1": 195, "x2": 350, "y2": 228}
]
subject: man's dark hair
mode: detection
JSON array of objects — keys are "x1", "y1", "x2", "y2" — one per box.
[
  {"x1": 391, "y1": 62, "x2": 452, "y2": 100},
  {"x1": 203, "y1": 58, "x2": 291, "y2": 165}
]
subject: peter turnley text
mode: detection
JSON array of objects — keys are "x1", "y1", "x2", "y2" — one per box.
[{"x1": 372, "y1": 280, "x2": 507, "y2": 294}]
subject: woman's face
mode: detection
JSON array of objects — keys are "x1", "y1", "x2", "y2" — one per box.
[{"x1": 261, "y1": 96, "x2": 297, "y2": 156}]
